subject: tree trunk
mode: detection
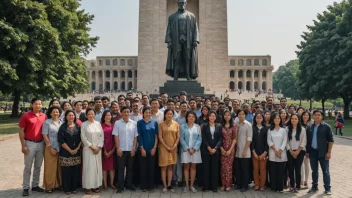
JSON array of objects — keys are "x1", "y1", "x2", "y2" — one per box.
[
  {"x1": 343, "y1": 99, "x2": 351, "y2": 119},
  {"x1": 322, "y1": 99, "x2": 325, "y2": 113},
  {"x1": 11, "y1": 89, "x2": 21, "y2": 118},
  {"x1": 299, "y1": 99, "x2": 302, "y2": 107},
  {"x1": 310, "y1": 99, "x2": 313, "y2": 111}
]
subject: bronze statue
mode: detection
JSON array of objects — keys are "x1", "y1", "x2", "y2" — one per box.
[{"x1": 165, "y1": 0, "x2": 199, "y2": 80}]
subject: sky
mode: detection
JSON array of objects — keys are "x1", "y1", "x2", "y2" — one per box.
[{"x1": 80, "y1": 0, "x2": 342, "y2": 70}]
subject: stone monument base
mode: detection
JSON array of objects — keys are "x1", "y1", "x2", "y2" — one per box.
[{"x1": 159, "y1": 80, "x2": 206, "y2": 97}]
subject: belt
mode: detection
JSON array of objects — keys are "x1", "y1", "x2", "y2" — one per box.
[{"x1": 25, "y1": 139, "x2": 43, "y2": 143}]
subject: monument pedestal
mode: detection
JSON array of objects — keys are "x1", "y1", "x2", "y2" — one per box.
[{"x1": 159, "y1": 80, "x2": 205, "y2": 97}]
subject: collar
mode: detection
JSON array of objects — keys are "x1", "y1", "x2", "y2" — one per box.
[{"x1": 29, "y1": 111, "x2": 44, "y2": 116}]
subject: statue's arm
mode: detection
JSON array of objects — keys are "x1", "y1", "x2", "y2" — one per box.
[
  {"x1": 193, "y1": 17, "x2": 199, "y2": 44},
  {"x1": 165, "y1": 17, "x2": 172, "y2": 44}
]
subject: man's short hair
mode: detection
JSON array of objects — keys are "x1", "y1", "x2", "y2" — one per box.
[{"x1": 102, "y1": 96, "x2": 109, "y2": 101}]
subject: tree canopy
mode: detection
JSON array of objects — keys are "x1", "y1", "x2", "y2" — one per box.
[
  {"x1": 296, "y1": 0, "x2": 352, "y2": 118},
  {"x1": 0, "y1": 0, "x2": 98, "y2": 117}
]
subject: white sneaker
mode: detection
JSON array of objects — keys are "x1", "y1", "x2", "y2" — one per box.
[
  {"x1": 183, "y1": 187, "x2": 189, "y2": 193},
  {"x1": 190, "y1": 187, "x2": 197, "y2": 193}
]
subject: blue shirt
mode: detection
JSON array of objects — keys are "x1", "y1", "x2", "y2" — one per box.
[
  {"x1": 137, "y1": 119, "x2": 159, "y2": 153},
  {"x1": 245, "y1": 112, "x2": 253, "y2": 123},
  {"x1": 176, "y1": 114, "x2": 186, "y2": 126},
  {"x1": 311, "y1": 124, "x2": 319, "y2": 149}
]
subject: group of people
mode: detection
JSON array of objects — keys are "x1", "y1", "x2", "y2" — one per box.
[{"x1": 18, "y1": 92, "x2": 334, "y2": 196}]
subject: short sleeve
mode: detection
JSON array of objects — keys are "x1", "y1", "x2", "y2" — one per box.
[
  {"x1": 112, "y1": 122, "x2": 119, "y2": 136},
  {"x1": 134, "y1": 122, "x2": 138, "y2": 137},
  {"x1": 41, "y1": 121, "x2": 49, "y2": 135},
  {"x1": 232, "y1": 125, "x2": 238, "y2": 140},
  {"x1": 18, "y1": 113, "x2": 27, "y2": 129}
]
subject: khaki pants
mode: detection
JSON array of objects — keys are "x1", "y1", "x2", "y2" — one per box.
[
  {"x1": 22, "y1": 141, "x2": 44, "y2": 189},
  {"x1": 43, "y1": 146, "x2": 62, "y2": 189},
  {"x1": 252, "y1": 157, "x2": 267, "y2": 188}
]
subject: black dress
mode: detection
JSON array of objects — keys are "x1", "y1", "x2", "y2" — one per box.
[{"x1": 58, "y1": 123, "x2": 81, "y2": 193}]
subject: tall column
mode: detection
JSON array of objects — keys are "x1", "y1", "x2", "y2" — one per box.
[
  {"x1": 259, "y1": 70, "x2": 263, "y2": 91},
  {"x1": 118, "y1": 70, "x2": 122, "y2": 90},
  {"x1": 110, "y1": 70, "x2": 113, "y2": 91},
  {"x1": 96, "y1": 70, "x2": 100, "y2": 91},
  {"x1": 125, "y1": 70, "x2": 129, "y2": 90},
  {"x1": 243, "y1": 69, "x2": 247, "y2": 91},
  {"x1": 132, "y1": 70, "x2": 136, "y2": 89},
  {"x1": 269, "y1": 71, "x2": 273, "y2": 90},
  {"x1": 266, "y1": 70, "x2": 270, "y2": 91},
  {"x1": 251, "y1": 70, "x2": 255, "y2": 91},
  {"x1": 102, "y1": 70, "x2": 106, "y2": 91},
  {"x1": 234, "y1": 70, "x2": 238, "y2": 91}
]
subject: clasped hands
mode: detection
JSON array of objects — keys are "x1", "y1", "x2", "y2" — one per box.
[{"x1": 89, "y1": 145, "x2": 101, "y2": 155}]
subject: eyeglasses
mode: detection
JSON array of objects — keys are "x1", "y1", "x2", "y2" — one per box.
[{"x1": 132, "y1": 105, "x2": 139, "y2": 107}]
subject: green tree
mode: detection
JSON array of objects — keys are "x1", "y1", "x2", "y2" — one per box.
[
  {"x1": 273, "y1": 59, "x2": 301, "y2": 99},
  {"x1": 0, "y1": 0, "x2": 98, "y2": 117},
  {"x1": 297, "y1": 0, "x2": 352, "y2": 118}
]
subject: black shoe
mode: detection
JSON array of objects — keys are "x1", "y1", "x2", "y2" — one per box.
[
  {"x1": 202, "y1": 188, "x2": 208, "y2": 192},
  {"x1": 178, "y1": 182, "x2": 183, "y2": 187},
  {"x1": 22, "y1": 189, "x2": 29, "y2": 196},
  {"x1": 32, "y1": 186, "x2": 44, "y2": 192},
  {"x1": 325, "y1": 191, "x2": 332, "y2": 195},
  {"x1": 308, "y1": 188, "x2": 318, "y2": 193},
  {"x1": 126, "y1": 186, "x2": 136, "y2": 191},
  {"x1": 212, "y1": 189, "x2": 218, "y2": 193},
  {"x1": 234, "y1": 185, "x2": 241, "y2": 190},
  {"x1": 240, "y1": 188, "x2": 247, "y2": 192},
  {"x1": 116, "y1": 188, "x2": 124, "y2": 193}
]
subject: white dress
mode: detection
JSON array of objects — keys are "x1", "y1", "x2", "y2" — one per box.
[
  {"x1": 81, "y1": 120, "x2": 104, "y2": 189},
  {"x1": 181, "y1": 125, "x2": 202, "y2": 164}
]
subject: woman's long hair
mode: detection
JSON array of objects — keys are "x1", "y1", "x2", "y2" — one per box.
[
  {"x1": 269, "y1": 112, "x2": 282, "y2": 130},
  {"x1": 287, "y1": 114, "x2": 302, "y2": 141},
  {"x1": 221, "y1": 110, "x2": 233, "y2": 128}
]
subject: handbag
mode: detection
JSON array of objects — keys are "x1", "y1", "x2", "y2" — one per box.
[{"x1": 336, "y1": 122, "x2": 343, "y2": 129}]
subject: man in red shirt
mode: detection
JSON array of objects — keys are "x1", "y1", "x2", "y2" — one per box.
[{"x1": 19, "y1": 98, "x2": 47, "y2": 196}]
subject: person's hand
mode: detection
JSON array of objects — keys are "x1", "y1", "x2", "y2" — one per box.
[
  {"x1": 220, "y1": 148, "x2": 226, "y2": 156},
  {"x1": 193, "y1": 42, "x2": 198, "y2": 47},
  {"x1": 131, "y1": 150, "x2": 136, "y2": 157},
  {"x1": 211, "y1": 148, "x2": 216, "y2": 155},
  {"x1": 94, "y1": 147, "x2": 101, "y2": 155},
  {"x1": 141, "y1": 148, "x2": 147, "y2": 157},
  {"x1": 325, "y1": 152, "x2": 331, "y2": 160},
  {"x1": 276, "y1": 149, "x2": 282, "y2": 159},
  {"x1": 50, "y1": 148, "x2": 57, "y2": 156},
  {"x1": 104, "y1": 150, "x2": 109, "y2": 158},
  {"x1": 150, "y1": 147, "x2": 156, "y2": 156},
  {"x1": 168, "y1": 43, "x2": 172, "y2": 48},
  {"x1": 260, "y1": 152, "x2": 267, "y2": 160},
  {"x1": 242, "y1": 151, "x2": 247, "y2": 158},
  {"x1": 22, "y1": 146, "x2": 28, "y2": 155},
  {"x1": 190, "y1": 149, "x2": 195, "y2": 155},
  {"x1": 69, "y1": 149, "x2": 76, "y2": 155},
  {"x1": 226, "y1": 150, "x2": 232, "y2": 156},
  {"x1": 117, "y1": 148, "x2": 123, "y2": 157},
  {"x1": 253, "y1": 152, "x2": 259, "y2": 160},
  {"x1": 305, "y1": 153, "x2": 309, "y2": 158}
]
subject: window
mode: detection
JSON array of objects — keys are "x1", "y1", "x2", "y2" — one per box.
[
  {"x1": 262, "y1": 70, "x2": 267, "y2": 77},
  {"x1": 238, "y1": 70, "x2": 243, "y2": 77},
  {"x1": 128, "y1": 59, "x2": 133, "y2": 66},
  {"x1": 262, "y1": 59, "x2": 268, "y2": 66},
  {"x1": 246, "y1": 70, "x2": 251, "y2": 77},
  {"x1": 229, "y1": 81, "x2": 235, "y2": 90},
  {"x1": 254, "y1": 59, "x2": 259, "y2": 66},
  {"x1": 246, "y1": 59, "x2": 252, "y2": 66},
  {"x1": 90, "y1": 62, "x2": 95, "y2": 67},
  {"x1": 105, "y1": 70, "x2": 110, "y2": 78},
  {"x1": 105, "y1": 59, "x2": 110, "y2": 66},
  {"x1": 120, "y1": 59, "x2": 125, "y2": 66},
  {"x1": 238, "y1": 59, "x2": 244, "y2": 66},
  {"x1": 254, "y1": 70, "x2": 258, "y2": 77},
  {"x1": 113, "y1": 71, "x2": 118, "y2": 78},
  {"x1": 230, "y1": 59, "x2": 235, "y2": 66},
  {"x1": 113, "y1": 59, "x2": 117, "y2": 66},
  {"x1": 128, "y1": 70, "x2": 132, "y2": 78},
  {"x1": 99, "y1": 60, "x2": 102, "y2": 66},
  {"x1": 230, "y1": 70, "x2": 235, "y2": 78}
]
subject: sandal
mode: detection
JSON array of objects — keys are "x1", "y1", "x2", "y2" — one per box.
[
  {"x1": 110, "y1": 184, "x2": 117, "y2": 189},
  {"x1": 86, "y1": 190, "x2": 92, "y2": 195},
  {"x1": 163, "y1": 187, "x2": 168, "y2": 193},
  {"x1": 254, "y1": 186, "x2": 259, "y2": 191},
  {"x1": 167, "y1": 186, "x2": 175, "y2": 193},
  {"x1": 45, "y1": 189, "x2": 53, "y2": 193},
  {"x1": 92, "y1": 188, "x2": 100, "y2": 193},
  {"x1": 260, "y1": 187, "x2": 265, "y2": 191},
  {"x1": 220, "y1": 186, "x2": 225, "y2": 191},
  {"x1": 225, "y1": 187, "x2": 231, "y2": 192},
  {"x1": 65, "y1": 192, "x2": 72, "y2": 195},
  {"x1": 103, "y1": 186, "x2": 107, "y2": 191}
]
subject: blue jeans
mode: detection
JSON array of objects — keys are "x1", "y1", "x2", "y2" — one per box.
[{"x1": 309, "y1": 149, "x2": 331, "y2": 191}]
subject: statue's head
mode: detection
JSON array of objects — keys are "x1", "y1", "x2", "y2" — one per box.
[{"x1": 178, "y1": 0, "x2": 187, "y2": 11}]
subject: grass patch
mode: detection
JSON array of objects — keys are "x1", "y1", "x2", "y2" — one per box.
[
  {"x1": 325, "y1": 119, "x2": 352, "y2": 137},
  {"x1": 287, "y1": 100, "x2": 333, "y2": 109},
  {"x1": 0, "y1": 112, "x2": 19, "y2": 135}
]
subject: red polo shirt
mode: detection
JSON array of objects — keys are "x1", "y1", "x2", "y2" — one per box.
[{"x1": 18, "y1": 111, "x2": 47, "y2": 141}]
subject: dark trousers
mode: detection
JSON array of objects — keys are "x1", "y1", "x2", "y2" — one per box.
[
  {"x1": 283, "y1": 163, "x2": 288, "y2": 187},
  {"x1": 309, "y1": 149, "x2": 331, "y2": 191},
  {"x1": 61, "y1": 165, "x2": 80, "y2": 192},
  {"x1": 287, "y1": 150, "x2": 305, "y2": 188},
  {"x1": 117, "y1": 151, "x2": 134, "y2": 188},
  {"x1": 174, "y1": 41, "x2": 191, "y2": 79},
  {"x1": 269, "y1": 161, "x2": 286, "y2": 191},
  {"x1": 132, "y1": 150, "x2": 140, "y2": 186},
  {"x1": 202, "y1": 153, "x2": 219, "y2": 190},
  {"x1": 196, "y1": 163, "x2": 203, "y2": 187},
  {"x1": 139, "y1": 154, "x2": 155, "y2": 190},
  {"x1": 235, "y1": 158, "x2": 250, "y2": 189}
]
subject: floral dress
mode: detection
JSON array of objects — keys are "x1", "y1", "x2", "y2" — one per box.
[{"x1": 220, "y1": 125, "x2": 238, "y2": 187}]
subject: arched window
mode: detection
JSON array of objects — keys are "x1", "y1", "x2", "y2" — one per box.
[
  {"x1": 246, "y1": 81, "x2": 251, "y2": 91},
  {"x1": 120, "y1": 59, "x2": 125, "y2": 66},
  {"x1": 230, "y1": 70, "x2": 235, "y2": 78},
  {"x1": 128, "y1": 82, "x2": 133, "y2": 90},
  {"x1": 128, "y1": 70, "x2": 132, "y2": 78},
  {"x1": 262, "y1": 81, "x2": 267, "y2": 90},
  {"x1": 121, "y1": 81, "x2": 126, "y2": 90},
  {"x1": 105, "y1": 59, "x2": 110, "y2": 66},
  {"x1": 238, "y1": 81, "x2": 243, "y2": 90},
  {"x1": 262, "y1": 59, "x2": 268, "y2": 66},
  {"x1": 128, "y1": 59, "x2": 133, "y2": 66},
  {"x1": 92, "y1": 71, "x2": 96, "y2": 79},
  {"x1": 90, "y1": 62, "x2": 95, "y2": 67},
  {"x1": 262, "y1": 70, "x2": 267, "y2": 77},
  {"x1": 121, "y1": 70, "x2": 125, "y2": 78},
  {"x1": 105, "y1": 70, "x2": 110, "y2": 78},
  {"x1": 254, "y1": 59, "x2": 259, "y2": 66},
  {"x1": 105, "y1": 81, "x2": 110, "y2": 91},
  {"x1": 229, "y1": 81, "x2": 235, "y2": 90},
  {"x1": 238, "y1": 70, "x2": 243, "y2": 78},
  {"x1": 91, "y1": 82, "x2": 96, "y2": 91},
  {"x1": 113, "y1": 71, "x2": 118, "y2": 78},
  {"x1": 246, "y1": 59, "x2": 252, "y2": 66},
  {"x1": 230, "y1": 59, "x2": 235, "y2": 66},
  {"x1": 113, "y1": 59, "x2": 117, "y2": 66},
  {"x1": 254, "y1": 82, "x2": 258, "y2": 90},
  {"x1": 254, "y1": 70, "x2": 258, "y2": 77},
  {"x1": 246, "y1": 70, "x2": 251, "y2": 78},
  {"x1": 99, "y1": 60, "x2": 102, "y2": 66},
  {"x1": 114, "y1": 82, "x2": 118, "y2": 90},
  {"x1": 238, "y1": 59, "x2": 244, "y2": 66}
]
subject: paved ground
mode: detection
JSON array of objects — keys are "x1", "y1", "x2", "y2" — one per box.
[{"x1": 0, "y1": 137, "x2": 351, "y2": 198}]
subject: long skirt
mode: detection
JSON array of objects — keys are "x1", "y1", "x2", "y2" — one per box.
[{"x1": 43, "y1": 147, "x2": 61, "y2": 189}]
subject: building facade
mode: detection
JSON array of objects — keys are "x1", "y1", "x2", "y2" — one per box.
[
  {"x1": 86, "y1": 56, "x2": 138, "y2": 92},
  {"x1": 86, "y1": 55, "x2": 273, "y2": 92}
]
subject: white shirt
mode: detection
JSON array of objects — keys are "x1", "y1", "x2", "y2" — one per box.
[
  {"x1": 286, "y1": 128, "x2": 307, "y2": 151},
  {"x1": 112, "y1": 119, "x2": 138, "y2": 151},
  {"x1": 130, "y1": 113, "x2": 143, "y2": 122},
  {"x1": 210, "y1": 126, "x2": 215, "y2": 139},
  {"x1": 151, "y1": 110, "x2": 164, "y2": 124},
  {"x1": 267, "y1": 127, "x2": 288, "y2": 162}
]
